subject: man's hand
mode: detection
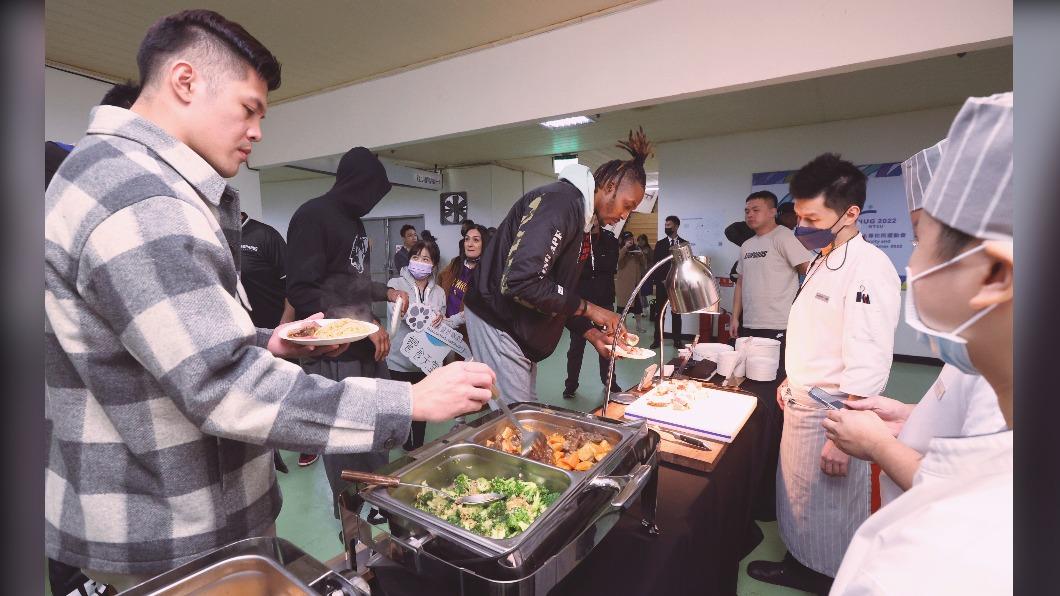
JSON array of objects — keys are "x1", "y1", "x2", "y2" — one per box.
[
  {"x1": 586, "y1": 328, "x2": 621, "y2": 359},
  {"x1": 820, "y1": 439, "x2": 850, "y2": 477},
  {"x1": 584, "y1": 302, "x2": 622, "y2": 334},
  {"x1": 843, "y1": 395, "x2": 912, "y2": 436},
  {"x1": 776, "y1": 378, "x2": 788, "y2": 410},
  {"x1": 368, "y1": 327, "x2": 390, "y2": 361},
  {"x1": 387, "y1": 288, "x2": 410, "y2": 316},
  {"x1": 822, "y1": 409, "x2": 894, "y2": 461},
  {"x1": 411, "y1": 361, "x2": 496, "y2": 422},
  {"x1": 268, "y1": 313, "x2": 351, "y2": 360}
]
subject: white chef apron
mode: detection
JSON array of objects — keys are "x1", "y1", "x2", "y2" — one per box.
[{"x1": 776, "y1": 385, "x2": 871, "y2": 577}]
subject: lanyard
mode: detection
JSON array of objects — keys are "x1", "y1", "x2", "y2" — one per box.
[{"x1": 792, "y1": 233, "x2": 860, "y2": 303}]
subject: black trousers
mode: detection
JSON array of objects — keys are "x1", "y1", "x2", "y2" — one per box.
[
  {"x1": 565, "y1": 276, "x2": 618, "y2": 393},
  {"x1": 653, "y1": 283, "x2": 683, "y2": 344},
  {"x1": 740, "y1": 327, "x2": 786, "y2": 523},
  {"x1": 389, "y1": 369, "x2": 427, "y2": 450}
]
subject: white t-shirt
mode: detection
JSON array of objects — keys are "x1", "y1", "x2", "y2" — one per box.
[
  {"x1": 880, "y1": 364, "x2": 1008, "y2": 505},
  {"x1": 785, "y1": 235, "x2": 901, "y2": 396},
  {"x1": 737, "y1": 225, "x2": 814, "y2": 329},
  {"x1": 831, "y1": 431, "x2": 1012, "y2": 595}
]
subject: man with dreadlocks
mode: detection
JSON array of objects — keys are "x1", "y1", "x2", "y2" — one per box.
[{"x1": 465, "y1": 128, "x2": 654, "y2": 404}]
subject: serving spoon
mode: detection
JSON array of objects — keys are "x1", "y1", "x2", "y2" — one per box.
[{"x1": 341, "y1": 470, "x2": 504, "y2": 506}]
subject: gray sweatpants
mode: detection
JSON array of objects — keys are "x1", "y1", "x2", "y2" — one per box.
[
  {"x1": 301, "y1": 357, "x2": 391, "y2": 518},
  {"x1": 465, "y1": 308, "x2": 538, "y2": 406}
]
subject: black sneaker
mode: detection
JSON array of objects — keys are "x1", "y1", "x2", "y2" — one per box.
[
  {"x1": 649, "y1": 341, "x2": 660, "y2": 349},
  {"x1": 562, "y1": 390, "x2": 576, "y2": 399}
]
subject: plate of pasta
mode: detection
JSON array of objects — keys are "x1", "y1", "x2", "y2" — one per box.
[{"x1": 281, "y1": 318, "x2": 378, "y2": 345}]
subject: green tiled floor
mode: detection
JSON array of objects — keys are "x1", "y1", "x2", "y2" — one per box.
[{"x1": 271, "y1": 332, "x2": 942, "y2": 595}]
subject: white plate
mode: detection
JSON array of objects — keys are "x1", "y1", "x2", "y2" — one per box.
[
  {"x1": 608, "y1": 345, "x2": 656, "y2": 360},
  {"x1": 280, "y1": 319, "x2": 378, "y2": 346}
]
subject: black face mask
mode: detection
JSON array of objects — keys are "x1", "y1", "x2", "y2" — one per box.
[{"x1": 665, "y1": 227, "x2": 676, "y2": 238}]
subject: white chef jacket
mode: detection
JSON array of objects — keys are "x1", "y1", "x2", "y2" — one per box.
[
  {"x1": 831, "y1": 430, "x2": 1012, "y2": 595},
  {"x1": 880, "y1": 365, "x2": 1008, "y2": 504},
  {"x1": 786, "y1": 234, "x2": 901, "y2": 397}
]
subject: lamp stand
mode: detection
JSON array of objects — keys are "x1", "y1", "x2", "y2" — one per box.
[{"x1": 602, "y1": 255, "x2": 673, "y2": 412}]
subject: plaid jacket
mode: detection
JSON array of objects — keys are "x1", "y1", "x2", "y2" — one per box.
[{"x1": 45, "y1": 106, "x2": 412, "y2": 575}]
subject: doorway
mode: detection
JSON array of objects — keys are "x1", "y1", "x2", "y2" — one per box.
[{"x1": 363, "y1": 214, "x2": 425, "y2": 318}]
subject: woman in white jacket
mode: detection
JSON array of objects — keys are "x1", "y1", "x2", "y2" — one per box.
[{"x1": 386, "y1": 239, "x2": 449, "y2": 450}]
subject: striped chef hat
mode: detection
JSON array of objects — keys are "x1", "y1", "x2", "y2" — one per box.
[
  {"x1": 922, "y1": 92, "x2": 1013, "y2": 241},
  {"x1": 901, "y1": 138, "x2": 947, "y2": 212}
]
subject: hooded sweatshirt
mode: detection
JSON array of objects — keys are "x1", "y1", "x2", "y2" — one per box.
[
  {"x1": 464, "y1": 165, "x2": 597, "y2": 362},
  {"x1": 286, "y1": 147, "x2": 392, "y2": 361}
]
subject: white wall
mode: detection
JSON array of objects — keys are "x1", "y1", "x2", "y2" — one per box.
[
  {"x1": 658, "y1": 106, "x2": 962, "y2": 356},
  {"x1": 45, "y1": 66, "x2": 109, "y2": 144},
  {"x1": 229, "y1": 167, "x2": 263, "y2": 219},
  {"x1": 250, "y1": 0, "x2": 1011, "y2": 168}
]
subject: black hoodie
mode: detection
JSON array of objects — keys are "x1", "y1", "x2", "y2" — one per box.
[
  {"x1": 286, "y1": 147, "x2": 392, "y2": 361},
  {"x1": 464, "y1": 179, "x2": 594, "y2": 362}
]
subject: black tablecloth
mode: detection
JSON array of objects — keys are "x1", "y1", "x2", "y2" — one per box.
[{"x1": 371, "y1": 362, "x2": 784, "y2": 596}]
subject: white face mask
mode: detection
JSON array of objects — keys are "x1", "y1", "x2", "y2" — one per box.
[{"x1": 904, "y1": 243, "x2": 995, "y2": 374}]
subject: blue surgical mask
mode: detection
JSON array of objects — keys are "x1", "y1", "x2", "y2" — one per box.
[
  {"x1": 794, "y1": 213, "x2": 844, "y2": 251},
  {"x1": 407, "y1": 260, "x2": 433, "y2": 280},
  {"x1": 904, "y1": 244, "x2": 995, "y2": 374}
]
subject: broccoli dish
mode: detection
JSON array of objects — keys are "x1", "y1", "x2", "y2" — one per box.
[{"x1": 411, "y1": 474, "x2": 560, "y2": 539}]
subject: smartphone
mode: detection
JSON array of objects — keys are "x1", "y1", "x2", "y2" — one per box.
[{"x1": 808, "y1": 386, "x2": 849, "y2": 410}]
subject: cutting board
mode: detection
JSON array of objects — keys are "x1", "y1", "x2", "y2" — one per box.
[{"x1": 624, "y1": 385, "x2": 757, "y2": 444}]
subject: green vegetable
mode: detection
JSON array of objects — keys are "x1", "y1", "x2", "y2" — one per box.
[
  {"x1": 412, "y1": 475, "x2": 559, "y2": 539},
  {"x1": 452, "y1": 474, "x2": 471, "y2": 495}
]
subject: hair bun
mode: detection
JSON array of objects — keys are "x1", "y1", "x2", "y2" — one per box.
[{"x1": 616, "y1": 126, "x2": 655, "y2": 165}]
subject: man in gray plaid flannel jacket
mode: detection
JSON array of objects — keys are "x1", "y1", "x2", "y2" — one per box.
[{"x1": 44, "y1": 9, "x2": 494, "y2": 585}]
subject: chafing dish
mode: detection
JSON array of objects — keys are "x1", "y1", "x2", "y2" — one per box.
[
  {"x1": 120, "y1": 536, "x2": 364, "y2": 595},
  {"x1": 339, "y1": 401, "x2": 660, "y2": 595}
]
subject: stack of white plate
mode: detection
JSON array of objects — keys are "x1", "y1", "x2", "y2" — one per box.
[
  {"x1": 741, "y1": 337, "x2": 780, "y2": 381},
  {"x1": 692, "y1": 343, "x2": 734, "y2": 362},
  {"x1": 746, "y1": 355, "x2": 778, "y2": 381}
]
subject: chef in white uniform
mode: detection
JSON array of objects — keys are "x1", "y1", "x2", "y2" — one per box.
[
  {"x1": 821, "y1": 138, "x2": 1006, "y2": 506},
  {"x1": 747, "y1": 153, "x2": 901, "y2": 593},
  {"x1": 828, "y1": 92, "x2": 1013, "y2": 595}
]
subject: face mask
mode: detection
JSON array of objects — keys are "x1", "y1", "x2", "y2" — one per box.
[
  {"x1": 904, "y1": 244, "x2": 995, "y2": 374},
  {"x1": 665, "y1": 227, "x2": 676, "y2": 238},
  {"x1": 794, "y1": 213, "x2": 844, "y2": 251},
  {"x1": 407, "y1": 260, "x2": 433, "y2": 280}
]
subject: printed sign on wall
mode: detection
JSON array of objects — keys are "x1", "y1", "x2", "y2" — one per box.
[{"x1": 750, "y1": 163, "x2": 912, "y2": 278}]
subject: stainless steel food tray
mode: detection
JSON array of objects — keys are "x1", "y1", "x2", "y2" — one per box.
[
  {"x1": 120, "y1": 537, "x2": 364, "y2": 595},
  {"x1": 339, "y1": 401, "x2": 661, "y2": 593},
  {"x1": 464, "y1": 408, "x2": 629, "y2": 474},
  {"x1": 360, "y1": 442, "x2": 574, "y2": 557}
]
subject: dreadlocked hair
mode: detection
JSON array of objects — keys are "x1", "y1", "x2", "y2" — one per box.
[{"x1": 593, "y1": 127, "x2": 654, "y2": 191}]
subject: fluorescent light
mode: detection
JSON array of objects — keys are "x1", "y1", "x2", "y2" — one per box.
[
  {"x1": 540, "y1": 115, "x2": 595, "y2": 129},
  {"x1": 553, "y1": 154, "x2": 579, "y2": 174}
]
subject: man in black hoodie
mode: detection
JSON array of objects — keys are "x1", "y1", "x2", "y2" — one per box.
[
  {"x1": 285, "y1": 146, "x2": 410, "y2": 514},
  {"x1": 465, "y1": 129, "x2": 654, "y2": 404}
]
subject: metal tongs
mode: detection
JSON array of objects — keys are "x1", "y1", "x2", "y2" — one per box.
[
  {"x1": 467, "y1": 356, "x2": 546, "y2": 458},
  {"x1": 341, "y1": 470, "x2": 504, "y2": 505}
]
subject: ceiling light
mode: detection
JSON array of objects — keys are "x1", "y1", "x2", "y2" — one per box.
[{"x1": 540, "y1": 115, "x2": 596, "y2": 129}]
